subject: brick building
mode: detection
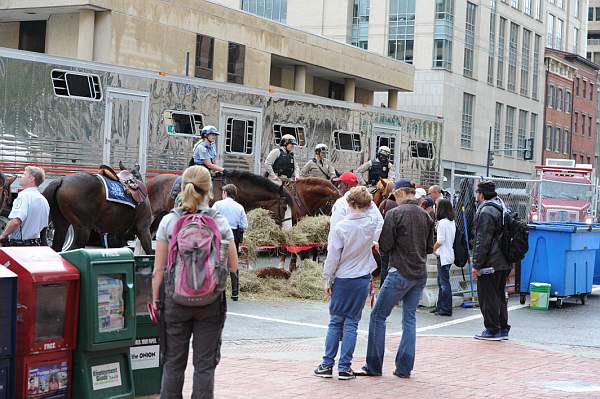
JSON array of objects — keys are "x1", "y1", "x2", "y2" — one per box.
[{"x1": 543, "y1": 49, "x2": 599, "y2": 165}]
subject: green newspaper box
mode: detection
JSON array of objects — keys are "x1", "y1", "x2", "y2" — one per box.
[
  {"x1": 61, "y1": 248, "x2": 136, "y2": 398},
  {"x1": 132, "y1": 255, "x2": 162, "y2": 396}
]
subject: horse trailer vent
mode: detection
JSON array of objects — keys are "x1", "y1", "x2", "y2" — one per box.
[
  {"x1": 51, "y1": 69, "x2": 103, "y2": 101},
  {"x1": 409, "y1": 140, "x2": 435, "y2": 160}
]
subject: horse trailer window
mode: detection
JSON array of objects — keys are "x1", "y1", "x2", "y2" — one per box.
[
  {"x1": 226, "y1": 117, "x2": 254, "y2": 154},
  {"x1": 51, "y1": 69, "x2": 102, "y2": 101},
  {"x1": 163, "y1": 111, "x2": 203, "y2": 136},
  {"x1": 376, "y1": 136, "x2": 396, "y2": 161},
  {"x1": 333, "y1": 131, "x2": 361, "y2": 152},
  {"x1": 273, "y1": 124, "x2": 306, "y2": 146},
  {"x1": 410, "y1": 140, "x2": 435, "y2": 159}
]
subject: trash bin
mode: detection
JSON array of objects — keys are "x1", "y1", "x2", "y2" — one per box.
[
  {"x1": 529, "y1": 282, "x2": 550, "y2": 310},
  {"x1": 520, "y1": 222, "x2": 600, "y2": 307},
  {"x1": 132, "y1": 255, "x2": 161, "y2": 396},
  {"x1": 0, "y1": 266, "x2": 17, "y2": 399},
  {"x1": 594, "y1": 251, "x2": 600, "y2": 285}
]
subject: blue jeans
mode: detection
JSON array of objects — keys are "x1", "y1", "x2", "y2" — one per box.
[
  {"x1": 436, "y1": 258, "x2": 452, "y2": 315},
  {"x1": 322, "y1": 315, "x2": 360, "y2": 372},
  {"x1": 364, "y1": 271, "x2": 426, "y2": 376}
]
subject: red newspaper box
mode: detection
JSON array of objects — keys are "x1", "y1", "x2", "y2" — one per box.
[{"x1": 0, "y1": 247, "x2": 80, "y2": 399}]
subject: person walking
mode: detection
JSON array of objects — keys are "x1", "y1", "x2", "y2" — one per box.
[
  {"x1": 472, "y1": 181, "x2": 511, "y2": 341},
  {"x1": 314, "y1": 186, "x2": 379, "y2": 380},
  {"x1": 301, "y1": 144, "x2": 337, "y2": 179},
  {"x1": 431, "y1": 199, "x2": 456, "y2": 316},
  {"x1": 0, "y1": 166, "x2": 49, "y2": 246},
  {"x1": 152, "y1": 165, "x2": 238, "y2": 399},
  {"x1": 212, "y1": 184, "x2": 248, "y2": 302},
  {"x1": 359, "y1": 179, "x2": 434, "y2": 379}
]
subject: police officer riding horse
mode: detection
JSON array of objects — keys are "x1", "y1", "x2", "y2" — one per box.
[
  {"x1": 355, "y1": 145, "x2": 395, "y2": 192},
  {"x1": 264, "y1": 134, "x2": 299, "y2": 186}
]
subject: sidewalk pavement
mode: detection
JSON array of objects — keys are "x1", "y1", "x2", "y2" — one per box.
[{"x1": 173, "y1": 336, "x2": 600, "y2": 398}]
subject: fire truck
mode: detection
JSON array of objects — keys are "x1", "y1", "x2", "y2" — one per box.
[{"x1": 530, "y1": 159, "x2": 598, "y2": 223}]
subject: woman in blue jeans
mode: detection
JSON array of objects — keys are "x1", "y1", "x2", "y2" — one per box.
[
  {"x1": 432, "y1": 199, "x2": 456, "y2": 316},
  {"x1": 314, "y1": 186, "x2": 379, "y2": 380}
]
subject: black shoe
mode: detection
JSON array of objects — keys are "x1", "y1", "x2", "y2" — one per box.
[
  {"x1": 436, "y1": 312, "x2": 452, "y2": 316},
  {"x1": 429, "y1": 308, "x2": 439, "y2": 314},
  {"x1": 231, "y1": 296, "x2": 239, "y2": 302},
  {"x1": 393, "y1": 371, "x2": 411, "y2": 379},
  {"x1": 314, "y1": 364, "x2": 333, "y2": 378},
  {"x1": 338, "y1": 369, "x2": 356, "y2": 380},
  {"x1": 354, "y1": 366, "x2": 381, "y2": 377}
]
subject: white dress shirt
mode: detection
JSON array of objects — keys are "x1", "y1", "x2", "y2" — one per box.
[{"x1": 211, "y1": 197, "x2": 248, "y2": 230}]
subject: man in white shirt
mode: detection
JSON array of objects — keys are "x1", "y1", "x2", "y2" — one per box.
[
  {"x1": 212, "y1": 184, "x2": 248, "y2": 301},
  {"x1": 0, "y1": 166, "x2": 49, "y2": 246},
  {"x1": 330, "y1": 172, "x2": 384, "y2": 250}
]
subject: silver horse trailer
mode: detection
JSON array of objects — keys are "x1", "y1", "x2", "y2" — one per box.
[{"x1": 0, "y1": 48, "x2": 443, "y2": 188}]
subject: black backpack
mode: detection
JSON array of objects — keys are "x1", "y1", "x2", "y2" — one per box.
[
  {"x1": 453, "y1": 228, "x2": 469, "y2": 268},
  {"x1": 500, "y1": 210, "x2": 529, "y2": 264}
]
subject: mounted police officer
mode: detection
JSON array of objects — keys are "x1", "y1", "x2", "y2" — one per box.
[
  {"x1": 356, "y1": 145, "x2": 395, "y2": 188},
  {"x1": 301, "y1": 143, "x2": 337, "y2": 180},
  {"x1": 191, "y1": 125, "x2": 224, "y2": 174},
  {"x1": 264, "y1": 134, "x2": 299, "y2": 186}
]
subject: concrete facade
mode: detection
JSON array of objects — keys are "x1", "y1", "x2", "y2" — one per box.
[
  {"x1": 0, "y1": 0, "x2": 413, "y2": 105},
  {"x1": 545, "y1": 0, "x2": 588, "y2": 57},
  {"x1": 587, "y1": 0, "x2": 600, "y2": 63}
]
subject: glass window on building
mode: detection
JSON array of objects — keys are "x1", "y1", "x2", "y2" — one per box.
[
  {"x1": 572, "y1": 27, "x2": 579, "y2": 53},
  {"x1": 464, "y1": 2, "x2": 476, "y2": 78},
  {"x1": 545, "y1": 125, "x2": 552, "y2": 150},
  {"x1": 521, "y1": 29, "x2": 531, "y2": 96},
  {"x1": 507, "y1": 22, "x2": 519, "y2": 93},
  {"x1": 488, "y1": 3, "x2": 497, "y2": 85},
  {"x1": 242, "y1": 0, "x2": 288, "y2": 23},
  {"x1": 557, "y1": 0, "x2": 563, "y2": 9},
  {"x1": 534, "y1": 0, "x2": 541, "y2": 19},
  {"x1": 574, "y1": 0, "x2": 580, "y2": 19},
  {"x1": 497, "y1": 17, "x2": 506, "y2": 87},
  {"x1": 432, "y1": 0, "x2": 454, "y2": 70},
  {"x1": 352, "y1": 0, "x2": 370, "y2": 49},
  {"x1": 389, "y1": 0, "x2": 416, "y2": 63},
  {"x1": 557, "y1": 88, "x2": 563, "y2": 111},
  {"x1": 596, "y1": 7, "x2": 600, "y2": 21},
  {"x1": 494, "y1": 102, "x2": 503, "y2": 150},
  {"x1": 511, "y1": 0, "x2": 519, "y2": 8},
  {"x1": 530, "y1": 113, "x2": 538, "y2": 141},
  {"x1": 556, "y1": 18, "x2": 564, "y2": 50},
  {"x1": 461, "y1": 93, "x2": 475, "y2": 149},
  {"x1": 19, "y1": 21, "x2": 46, "y2": 53},
  {"x1": 227, "y1": 42, "x2": 245, "y2": 84},
  {"x1": 524, "y1": 0, "x2": 532, "y2": 15},
  {"x1": 565, "y1": 91, "x2": 572, "y2": 112},
  {"x1": 518, "y1": 110, "x2": 528, "y2": 151},
  {"x1": 547, "y1": 14, "x2": 554, "y2": 48},
  {"x1": 194, "y1": 34, "x2": 214, "y2": 80},
  {"x1": 532, "y1": 34, "x2": 541, "y2": 99},
  {"x1": 590, "y1": 7, "x2": 594, "y2": 21},
  {"x1": 505, "y1": 106, "x2": 515, "y2": 156},
  {"x1": 563, "y1": 130, "x2": 569, "y2": 154}
]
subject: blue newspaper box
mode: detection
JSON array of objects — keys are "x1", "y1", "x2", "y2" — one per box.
[
  {"x1": 521, "y1": 222, "x2": 600, "y2": 307},
  {"x1": 0, "y1": 267, "x2": 17, "y2": 399}
]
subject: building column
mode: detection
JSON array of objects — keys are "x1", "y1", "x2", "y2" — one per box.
[
  {"x1": 294, "y1": 65, "x2": 307, "y2": 93},
  {"x1": 77, "y1": 10, "x2": 95, "y2": 60},
  {"x1": 344, "y1": 78, "x2": 356, "y2": 102},
  {"x1": 387, "y1": 89, "x2": 398, "y2": 109}
]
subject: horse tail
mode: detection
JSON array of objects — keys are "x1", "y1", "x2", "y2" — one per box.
[{"x1": 43, "y1": 179, "x2": 63, "y2": 213}]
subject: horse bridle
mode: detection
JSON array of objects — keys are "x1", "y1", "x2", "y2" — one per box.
[{"x1": 286, "y1": 182, "x2": 336, "y2": 217}]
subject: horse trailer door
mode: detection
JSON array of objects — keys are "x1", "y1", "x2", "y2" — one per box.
[
  {"x1": 103, "y1": 88, "x2": 150, "y2": 177},
  {"x1": 371, "y1": 125, "x2": 401, "y2": 177},
  {"x1": 218, "y1": 104, "x2": 263, "y2": 173}
]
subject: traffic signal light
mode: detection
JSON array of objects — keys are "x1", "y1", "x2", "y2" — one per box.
[
  {"x1": 523, "y1": 138, "x2": 534, "y2": 161},
  {"x1": 487, "y1": 150, "x2": 495, "y2": 167}
]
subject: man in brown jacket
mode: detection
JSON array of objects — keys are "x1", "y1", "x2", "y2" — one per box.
[{"x1": 359, "y1": 179, "x2": 434, "y2": 379}]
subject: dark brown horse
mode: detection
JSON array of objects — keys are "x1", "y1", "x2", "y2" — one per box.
[
  {"x1": 42, "y1": 167, "x2": 153, "y2": 253},
  {"x1": 146, "y1": 170, "x2": 294, "y2": 235},
  {"x1": 285, "y1": 177, "x2": 340, "y2": 222},
  {"x1": 0, "y1": 171, "x2": 17, "y2": 228}
]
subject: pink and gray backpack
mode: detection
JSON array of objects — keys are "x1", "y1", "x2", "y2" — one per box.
[{"x1": 166, "y1": 209, "x2": 229, "y2": 306}]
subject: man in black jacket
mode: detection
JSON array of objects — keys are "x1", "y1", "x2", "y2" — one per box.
[{"x1": 472, "y1": 181, "x2": 511, "y2": 341}]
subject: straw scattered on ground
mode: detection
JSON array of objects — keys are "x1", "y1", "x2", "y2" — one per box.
[{"x1": 227, "y1": 260, "x2": 325, "y2": 302}]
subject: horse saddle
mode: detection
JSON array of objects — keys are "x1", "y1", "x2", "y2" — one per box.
[{"x1": 98, "y1": 165, "x2": 148, "y2": 204}]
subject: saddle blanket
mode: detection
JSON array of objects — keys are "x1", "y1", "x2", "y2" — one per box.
[{"x1": 96, "y1": 174, "x2": 136, "y2": 208}]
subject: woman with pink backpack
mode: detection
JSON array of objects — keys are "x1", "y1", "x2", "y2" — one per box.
[{"x1": 152, "y1": 165, "x2": 238, "y2": 399}]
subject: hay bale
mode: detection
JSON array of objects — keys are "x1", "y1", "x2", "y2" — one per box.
[
  {"x1": 287, "y1": 215, "x2": 330, "y2": 245},
  {"x1": 256, "y1": 267, "x2": 291, "y2": 280},
  {"x1": 287, "y1": 259, "x2": 324, "y2": 300},
  {"x1": 242, "y1": 208, "x2": 287, "y2": 261}
]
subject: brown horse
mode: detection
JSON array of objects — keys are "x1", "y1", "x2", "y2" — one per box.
[
  {"x1": 146, "y1": 170, "x2": 293, "y2": 235},
  {"x1": 42, "y1": 166, "x2": 153, "y2": 253},
  {"x1": 0, "y1": 172, "x2": 17, "y2": 228},
  {"x1": 372, "y1": 178, "x2": 394, "y2": 208},
  {"x1": 286, "y1": 177, "x2": 341, "y2": 222}
]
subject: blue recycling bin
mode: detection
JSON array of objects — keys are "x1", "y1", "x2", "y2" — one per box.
[
  {"x1": 0, "y1": 266, "x2": 17, "y2": 399},
  {"x1": 521, "y1": 222, "x2": 600, "y2": 306},
  {"x1": 594, "y1": 251, "x2": 600, "y2": 285}
]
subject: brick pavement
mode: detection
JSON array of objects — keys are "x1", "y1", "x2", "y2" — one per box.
[{"x1": 176, "y1": 336, "x2": 600, "y2": 398}]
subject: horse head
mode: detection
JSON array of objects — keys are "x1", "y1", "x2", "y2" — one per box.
[{"x1": 0, "y1": 172, "x2": 15, "y2": 213}]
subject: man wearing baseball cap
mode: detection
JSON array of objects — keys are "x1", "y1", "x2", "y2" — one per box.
[{"x1": 330, "y1": 172, "x2": 383, "y2": 244}]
